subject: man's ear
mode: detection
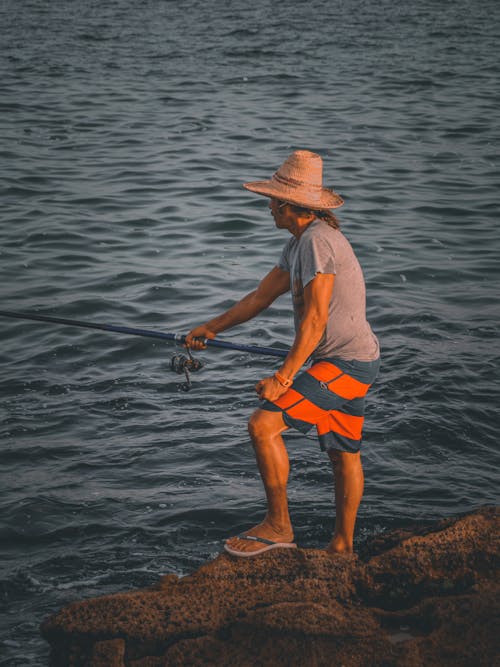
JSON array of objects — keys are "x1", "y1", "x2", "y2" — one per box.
[{"x1": 299, "y1": 210, "x2": 316, "y2": 224}]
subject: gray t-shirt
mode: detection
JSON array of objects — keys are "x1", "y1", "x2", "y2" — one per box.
[{"x1": 278, "y1": 220, "x2": 379, "y2": 362}]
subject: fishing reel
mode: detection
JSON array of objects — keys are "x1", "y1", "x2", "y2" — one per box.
[{"x1": 171, "y1": 347, "x2": 204, "y2": 391}]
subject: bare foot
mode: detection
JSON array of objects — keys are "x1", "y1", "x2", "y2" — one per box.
[
  {"x1": 225, "y1": 519, "x2": 294, "y2": 555},
  {"x1": 325, "y1": 536, "x2": 353, "y2": 555}
]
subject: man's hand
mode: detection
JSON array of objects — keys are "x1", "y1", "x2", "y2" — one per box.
[
  {"x1": 255, "y1": 375, "x2": 289, "y2": 402},
  {"x1": 185, "y1": 325, "x2": 216, "y2": 350}
]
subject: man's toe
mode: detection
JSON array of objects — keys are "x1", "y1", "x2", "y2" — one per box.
[{"x1": 225, "y1": 535, "x2": 260, "y2": 553}]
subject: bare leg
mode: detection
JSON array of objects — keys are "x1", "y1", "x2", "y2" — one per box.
[
  {"x1": 225, "y1": 409, "x2": 294, "y2": 554},
  {"x1": 326, "y1": 450, "x2": 364, "y2": 554}
]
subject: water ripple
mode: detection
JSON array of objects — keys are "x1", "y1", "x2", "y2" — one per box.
[{"x1": 1, "y1": 0, "x2": 500, "y2": 663}]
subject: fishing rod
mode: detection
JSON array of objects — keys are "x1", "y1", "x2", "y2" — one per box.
[{"x1": 0, "y1": 309, "x2": 288, "y2": 390}]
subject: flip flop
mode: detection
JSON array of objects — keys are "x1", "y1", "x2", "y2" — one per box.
[{"x1": 224, "y1": 534, "x2": 297, "y2": 558}]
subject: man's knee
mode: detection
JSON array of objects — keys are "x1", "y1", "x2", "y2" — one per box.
[
  {"x1": 248, "y1": 409, "x2": 270, "y2": 440},
  {"x1": 248, "y1": 408, "x2": 285, "y2": 441}
]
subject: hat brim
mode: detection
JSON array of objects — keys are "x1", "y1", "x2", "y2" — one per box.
[{"x1": 243, "y1": 180, "x2": 344, "y2": 210}]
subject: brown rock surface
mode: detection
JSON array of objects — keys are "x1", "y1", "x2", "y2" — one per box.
[{"x1": 41, "y1": 507, "x2": 499, "y2": 667}]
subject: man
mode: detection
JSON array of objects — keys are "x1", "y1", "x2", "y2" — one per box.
[{"x1": 186, "y1": 150, "x2": 380, "y2": 558}]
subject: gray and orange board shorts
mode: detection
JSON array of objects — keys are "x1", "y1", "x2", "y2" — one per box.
[{"x1": 262, "y1": 357, "x2": 380, "y2": 453}]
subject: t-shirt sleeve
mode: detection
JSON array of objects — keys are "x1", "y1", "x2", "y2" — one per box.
[
  {"x1": 299, "y1": 232, "x2": 336, "y2": 287},
  {"x1": 277, "y1": 240, "x2": 292, "y2": 272}
]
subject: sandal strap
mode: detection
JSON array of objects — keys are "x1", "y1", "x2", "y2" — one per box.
[{"x1": 237, "y1": 534, "x2": 278, "y2": 546}]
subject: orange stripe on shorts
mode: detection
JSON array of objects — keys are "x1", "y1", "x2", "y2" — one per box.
[
  {"x1": 286, "y1": 398, "x2": 328, "y2": 424},
  {"x1": 317, "y1": 411, "x2": 364, "y2": 440},
  {"x1": 307, "y1": 362, "x2": 370, "y2": 400},
  {"x1": 274, "y1": 389, "x2": 304, "y2": 411}
]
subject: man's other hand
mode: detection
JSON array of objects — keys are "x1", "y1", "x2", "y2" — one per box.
[{"x1": 255, "y1": 376, "x2": 289, "y2": 402}]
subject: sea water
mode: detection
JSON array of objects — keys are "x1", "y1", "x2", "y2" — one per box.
[{"x1": 1, "y1": 0, "x2": 499, "y2": 663}]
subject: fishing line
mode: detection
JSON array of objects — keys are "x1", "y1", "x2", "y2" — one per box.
[{"x1": 0, "y1": 309, "x2": 288, "y2": 391}]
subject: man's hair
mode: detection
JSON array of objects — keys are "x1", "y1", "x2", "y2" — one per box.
[{"x1": 289, "y1": 204, "x2": 340, "y2": 230}]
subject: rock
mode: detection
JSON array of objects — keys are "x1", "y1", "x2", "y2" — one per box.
[
  {"x1": 357, "y1": 507, "x2": 499, "y2": 608},
  {"x1": 91, "y1": 639, "x2": 125, "y2": 667},
  {"x1": 41, "y1": 507, "x2": 499, "y2": 667}
]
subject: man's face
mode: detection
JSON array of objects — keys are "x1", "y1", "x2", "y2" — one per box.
[{"x1": 269, "y1": 198, "x2": 293, "y2": 229}]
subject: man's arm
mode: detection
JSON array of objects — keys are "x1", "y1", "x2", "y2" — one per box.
[
  {"x1": 185, "y1": 266, "x2": 290, "y2": 349},
  {"x1": 256, "y1": 273, "x2": 334, "y2": 401}
]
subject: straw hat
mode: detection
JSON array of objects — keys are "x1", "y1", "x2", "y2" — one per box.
[{"x1": 243, "y1": 150, "x2": 343, "y2": 210}]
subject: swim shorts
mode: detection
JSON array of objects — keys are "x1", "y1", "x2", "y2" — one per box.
[{"x1": 261, "y1": 357, "x2": 380, "y2": 453}]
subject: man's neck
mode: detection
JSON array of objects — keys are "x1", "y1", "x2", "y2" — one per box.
[{"x1": 290, "y1": 217, "x2": 317, "y2": 240}]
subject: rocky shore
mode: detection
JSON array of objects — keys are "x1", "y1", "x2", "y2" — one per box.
[{"x1": 41, "y1": 507, "x2": 498, "y2": 666}]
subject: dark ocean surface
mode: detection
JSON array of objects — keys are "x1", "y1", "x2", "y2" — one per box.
[{"x1": 1, "y1": 0, "x2": 499, "y2": 663}]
